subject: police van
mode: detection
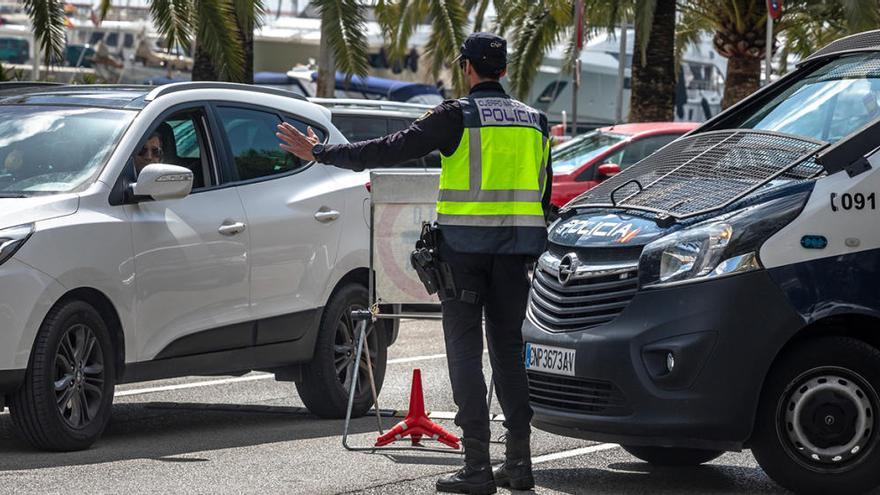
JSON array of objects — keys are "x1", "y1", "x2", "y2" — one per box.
[{"x1": 523, "y1": 31, "x2": 880, "y2": 494}]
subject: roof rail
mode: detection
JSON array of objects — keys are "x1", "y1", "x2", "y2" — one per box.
[
  {"x1": 0, "y1": 81, "x2": 64, "y2": 90},
  {"x1": 803, "y1": 29, "x2": 880, "y2": 63},
  {"x1": 145, "y1": 81, "x2": 308, "y2": 102}
]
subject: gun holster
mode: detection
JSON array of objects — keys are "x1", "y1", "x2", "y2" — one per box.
[{"x1": 410, "y1": 223, "x2": 458, "y2": 302}]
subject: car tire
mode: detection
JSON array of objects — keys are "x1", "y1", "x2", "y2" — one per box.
[
  {"x1": 9, "y1": 300, "x2": 116, "y2": 451},
  {"x1": 621, "y1": 445, "x2": 724, "y2": 466},
  {"x1": 751, "y1": 336, "x2": 880, "y2": 495},
  {"x1": 297, "y1": 284, "x2": 388, "y2": 419}
]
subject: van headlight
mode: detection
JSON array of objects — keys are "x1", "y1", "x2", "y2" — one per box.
[
  {"x1": 0, "y1": 223, "x2": 34, "y2": 266},
  {"x1": 639, "y1": 191, "x2": 810, "y2": 288}
]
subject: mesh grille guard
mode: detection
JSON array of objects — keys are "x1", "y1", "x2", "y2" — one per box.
[{"x1": 562, "y1": 130, "x2": 827, "y2": 223}]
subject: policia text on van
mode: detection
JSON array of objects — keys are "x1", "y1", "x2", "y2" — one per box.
[
  {"x1": 523, "y1": 30, "x2": 880, "y2": 495},
  {"x1": 278, "y1": 33, "x2": 551, "y2": 495}
]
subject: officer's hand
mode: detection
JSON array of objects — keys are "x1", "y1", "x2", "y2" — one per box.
[{"x1": 276, "y1": 122, "x2": 319, "y2": 161}]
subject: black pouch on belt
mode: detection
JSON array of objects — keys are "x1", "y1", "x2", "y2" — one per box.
[{"x1": 410, "y1": 223, "x2": 457, "y2": 301}]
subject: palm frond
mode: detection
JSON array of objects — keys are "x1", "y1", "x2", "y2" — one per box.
[
  {"x1": 195, "y1": 0, "x2": 245, "y2": 81},
  {"x1": 150, "y1": 0, "x2": 194, "y2": 53},
  {"x1": 233, "y1": 0, "x2": 266, "y2": 29},
  {"x1": 424, "y1": 0, "x2": 468, "y2": 94},
  {"x1": 508, "y1": 4, "x2": 568, "y2": 100},
  {"x1": 22, "y1": 0, "x2": 66, "y2": 64},
  {"x1": 98, "y1": 0, "x2": 113, "y2": 21},
  {"x1": 313, "y1": 0, "x2": 370, "y2": 80},
  {"x1": 472, "y1": 0, "x2": 491, "y2": 32},
  {"x1": 633, "y1": 0, "x2": 657, "y2": 63},
  {"x1": 493, "y1": 0, "x2": 530, "y2": 37}
]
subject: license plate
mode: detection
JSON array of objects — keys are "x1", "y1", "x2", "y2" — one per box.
[{"x1": 525, "y1": 343, "x2": 576, "y2": 376}]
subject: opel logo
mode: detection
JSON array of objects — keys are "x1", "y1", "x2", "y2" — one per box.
[{"x1": 558, "y1": 253, "x2": 579, "y2": 285}]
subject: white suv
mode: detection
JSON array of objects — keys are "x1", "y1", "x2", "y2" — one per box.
[{"x1": 0, "y1": 82, "x2": 392, "y2": 451}]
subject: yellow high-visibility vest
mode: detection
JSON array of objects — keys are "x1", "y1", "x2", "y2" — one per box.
[{"x1": 437, "y1": 93, "x2": 550, "y2": 255}]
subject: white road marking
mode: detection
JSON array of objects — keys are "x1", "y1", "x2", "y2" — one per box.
[
  {"x1": 115, "y1": 350, "x2": 463, "y2": 397},
  {"x1": 532, "y1": 443, "x2": 621, "y2": 464}
]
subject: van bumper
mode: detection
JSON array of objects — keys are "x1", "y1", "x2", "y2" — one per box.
[{"x1": 522, "y1": 269, "x2": 804, "y2": 451}]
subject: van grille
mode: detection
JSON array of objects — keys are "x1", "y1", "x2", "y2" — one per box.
[
  {"x1": 528, "y1": 265, "x2": 638, "y2": 332},
  {"x1": 527, "y1": 371, "x2": 630, "y2": 416}
]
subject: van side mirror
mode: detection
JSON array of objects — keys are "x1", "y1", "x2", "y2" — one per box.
[
  {"x1": 132, "y1": 164, "x2": 193, "y2": 201},
  {"x1": 597, "y1": 163, "x2": 621, "y2": 177}
]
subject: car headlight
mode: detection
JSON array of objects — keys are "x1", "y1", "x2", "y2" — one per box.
[
  {"x1": 0, "y1": 223, "x2": 34, "y2": 266},
  {"x1": 639, "y1": 191, "x2": 810, "y2": 288}
]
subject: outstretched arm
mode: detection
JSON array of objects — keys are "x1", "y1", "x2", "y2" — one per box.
[{"x1": 277, "y1": 101, "x2": 462, "y2": 172}]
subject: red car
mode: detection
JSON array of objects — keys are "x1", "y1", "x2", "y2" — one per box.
[{"x1": 551, "y1": 122, "x2": 699, "y2": 210}]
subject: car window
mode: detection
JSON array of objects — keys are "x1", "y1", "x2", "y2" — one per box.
[
  {"x1": 618, "y1": 134, "x2": 681, "y2": 168},
  {"x1": 552, "y1": 131, "x2": 628, "y2": 174},
  {"x1": 105, "y1": 32, "x2": 118, "y2": 47},
  {"x1": 332, "y1": 115, "x2": 389, "y2": 142},
  {"x1": 134, "y1": 110, "x2": 213, "y2": 189},
  {"x1": 123, "y1": 33, "x2": 134, "y2": 49},
  {"x1": 217, "y1": 106, "x2": 309, "y2": 182}
]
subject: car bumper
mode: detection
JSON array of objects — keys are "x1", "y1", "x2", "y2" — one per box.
[{"x1": 522, "y1": 269, "x2": 804, "y2": 451}]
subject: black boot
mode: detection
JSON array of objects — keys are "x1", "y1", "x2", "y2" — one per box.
[
  {"x1": 493, "y1": 435, "x2": 534, "y2": 490},
  {"x1": 436, "y1": 439, "x2": 497, "y2": 494}
]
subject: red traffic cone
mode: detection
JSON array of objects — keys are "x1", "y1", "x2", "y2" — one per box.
[{"x1": 374, "y1": 369, "x2": 461, "y2": 449}]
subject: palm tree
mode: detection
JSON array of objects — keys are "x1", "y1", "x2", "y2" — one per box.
[
  {"x1": 677, "y1": 0, "x2": 868, "y2": 109},
  {"x1": 312, "y1": 0, "x2": 370, "y2": 97},
  {"x1": 630, "y1": 0, "x2": 676, "y2": 122},
  {"x1": 24, "y1": 0, "x2": 260, "y2": 83},
  {"x1": 312, "y1": 0, "x2": 471, "y2": 98},
  {"x1": 498, "y1": 1, "x2": 677, "y2": 123},
  {"x1": 22, "y1": 0, "x2": 66, "y2": 66}
]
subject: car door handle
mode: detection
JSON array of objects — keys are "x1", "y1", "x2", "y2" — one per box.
[
  {"x1": 218, "y1": 221, "x2": 246, "y2": 236},
  {"x1": 314, "y1": 209, "x2": 340, "y2": 223}
]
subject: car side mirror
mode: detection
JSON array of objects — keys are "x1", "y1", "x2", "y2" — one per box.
[
  {"x1": 132, "y1": 164, "x2": 193, "y2": 201},
  {"x1": 597, "y1": 163, "x2": 621, "y2": 177}
]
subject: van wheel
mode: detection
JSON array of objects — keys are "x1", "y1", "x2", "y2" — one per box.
[
  {"x1": 9, "y1": 300, "x2": 115, "y2": 451},
  {"x1": 297, "y1": 284, "x2": 387, "y2": 418},
  {"x1": 752, "y1": 337, "x2": 880, "y2": 495},
  {"x1": 621, "y1": 445, "x2": 724, "y2": 466}
]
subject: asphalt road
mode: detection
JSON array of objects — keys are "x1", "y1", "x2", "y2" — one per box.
[{"x1": 0, "y1": 319, "x2": 812, "y2": 494}]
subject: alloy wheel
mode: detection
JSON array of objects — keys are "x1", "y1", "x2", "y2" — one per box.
[
  {"x1": 333, "y1": 304, "x2": 378, "y2": 398},
  {"x1": 54, "y1": 323, "x2": 105, "y2": 429}
]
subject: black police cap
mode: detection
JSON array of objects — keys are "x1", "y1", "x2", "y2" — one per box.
[{"x1": 455, "y1": 32, "x2": 507, "y2": 74}]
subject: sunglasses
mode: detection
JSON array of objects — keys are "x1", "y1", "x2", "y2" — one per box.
[{"x1": 138, "y1": 146, "x2": 163, "y2": 159}]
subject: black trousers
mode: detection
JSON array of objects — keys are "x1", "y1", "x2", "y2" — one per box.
[{"x1": 439, "y1": 241, "x2": 534, "y2": 443}]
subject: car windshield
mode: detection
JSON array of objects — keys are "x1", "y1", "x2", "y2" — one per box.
[
  {"x1": 552, "y1": 131, "x2": 627, "y2": 174},
  {"x1": 733, "y1": 52, "x2": 880, "y2": 143},
  {"x1": 0, "y1": 106, "x2": 133, "y2": 195}
]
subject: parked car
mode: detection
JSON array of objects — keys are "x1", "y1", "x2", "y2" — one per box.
[
  {"x1": 0, "y1": 82, "x2": 394, "y2": 451},
  {"x1": 524, "y1": 30, "x2": 880, "y2": 494},
  {"x1": 312, "y1": 98, "x2": 441, "y2": 170},
  {"x1": 550, "y1": 123, "x2": 698, "y2": 212}
]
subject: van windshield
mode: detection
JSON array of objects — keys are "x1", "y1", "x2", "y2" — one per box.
[
  {"x1": 0, "y1": 106, "x2": 133, "y2": 195},
  {"x1": 734, "y1": 53, "x2": 880, "y2": 143}
]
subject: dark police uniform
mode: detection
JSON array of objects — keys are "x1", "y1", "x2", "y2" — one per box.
[{"x1": 313, "y1": 34, "x2": 551, "y2": 494}]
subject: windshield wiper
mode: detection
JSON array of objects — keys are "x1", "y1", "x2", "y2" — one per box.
[{"x1": 0, "y1": 193, "x2": 28, "y2": 198}]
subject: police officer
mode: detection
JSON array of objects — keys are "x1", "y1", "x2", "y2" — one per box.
[{"x1": 277, "y1": 33, "x2": 551, "y2": 495}]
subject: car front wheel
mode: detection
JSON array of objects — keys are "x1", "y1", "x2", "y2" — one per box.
[
  {"x1": 9, "y1": 300, "x2": 116, "y2": 451},
  {"x1": 751, "y1": 337, "x2": 880, "y2": 495},
  {"x1": 296, "y1": 284, "x2": 388, "y2": 418}
]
